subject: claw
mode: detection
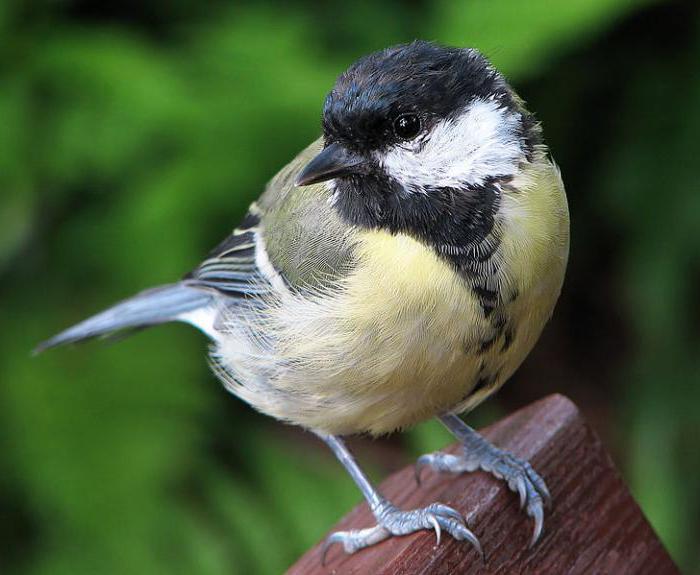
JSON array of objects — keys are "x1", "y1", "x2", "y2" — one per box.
[
  {"x1": 320, "y1": 525, "x2": 391, "y2": 564},
  {"x1": 438, "y1": 517, "x2": 481, "y2": 557},
  {"x1": 460, "y1": 525, "x2": 484, "y2": 560},
  {"x1": 430, "y1": 503, "x2": 465, "y2": 524},
  {"x1": 321, "y1": 532, "x2": 342, "y2": 565},
  {"x1": 528, "y1": 501, "x2": 544, "y2": 547},
  {"x1": 543, "y1": 489, "x2": 552, "y2": 507},
  {"x1": 414, "y1": 454, "x2": 432, "y2": 486},
  {"x1": 319, "y1": 502, "x2": 481, "y2": 565},
  {"x1": 428, "y1": 514, "x2": 441, "y2": 546},
  {"x1": 538, "y1": 478, "x2": 552, "y2": 506},
  {"x1": 473, "y1": 535, "x2": 484, "y2": 561},
  {"x1": 415, "y1": 461, "x2": 425, "y2": 486},
  {"x1": 516, "y1": 477, "x2": 527, "y2": 509},
  {"x1": 417, "y1": 437, "x2": 550, "y2": 550},
  {"x1": 425, "y1": 505, "x2": 481, "y2": 557}
]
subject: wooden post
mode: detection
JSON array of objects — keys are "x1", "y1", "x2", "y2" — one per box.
[{"x1": 287, "y1": 395, "x2": 679, "y2": 575}]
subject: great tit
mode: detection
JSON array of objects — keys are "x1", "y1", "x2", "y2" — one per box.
[{"x1": 38, "y1": 41, "x2": 569, "y2": 559}]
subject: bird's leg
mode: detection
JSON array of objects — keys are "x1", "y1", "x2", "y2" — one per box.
[
  {"x1": 318, "y1": 433, "x2": 481, "y2": 562},
  {"x1": 415, "y1": 413, "x2": 550, "y2": 546}
]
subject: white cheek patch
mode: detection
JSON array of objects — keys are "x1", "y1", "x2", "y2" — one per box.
[{"x1": 379, "y1": 98, "x2": 523, "y2": 191}]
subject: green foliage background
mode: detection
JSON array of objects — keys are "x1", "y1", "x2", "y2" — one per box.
[{"x1": 1, "y1": 0, "x2": 699, "y2": 573}]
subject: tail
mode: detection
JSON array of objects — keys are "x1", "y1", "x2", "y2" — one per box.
[{"x1": 35, "y1": 283, "x2": 216, "y2": 354}]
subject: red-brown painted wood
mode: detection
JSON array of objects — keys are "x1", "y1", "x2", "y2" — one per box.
[{"x1": 287, "y1": 395, "x2": 678, "y2": 575}]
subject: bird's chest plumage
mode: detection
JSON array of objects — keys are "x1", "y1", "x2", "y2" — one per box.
[
  {"x1": 331, "y1": 230, "x2": 527, "y2": 432},
  {"x1": 215, "y1": 160, "x2": 568, "y2": 436}
]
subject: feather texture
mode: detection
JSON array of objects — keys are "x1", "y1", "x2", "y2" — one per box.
[
  {"x1": 39, "y1": 141, "x2": 568, "y2": 437},
  {"x1": 209, "y1": 141, "x2": 569, "y2": 435},
  {"x1": 35, "y1": 283, "x2": 215, "y2": 352}
]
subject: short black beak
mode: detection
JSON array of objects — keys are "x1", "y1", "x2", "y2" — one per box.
[{"x1": 294, "y1": 143, "x2": 366, "y2": 187}]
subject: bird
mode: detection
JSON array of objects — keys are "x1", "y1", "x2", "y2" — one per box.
[{"x1": 37, "y1": 40, "x2": 569, "y2": 560}]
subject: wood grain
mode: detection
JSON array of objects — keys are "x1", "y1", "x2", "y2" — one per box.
[{"x1": 287, "y1": 394, "x2": 678, "y2": 575}]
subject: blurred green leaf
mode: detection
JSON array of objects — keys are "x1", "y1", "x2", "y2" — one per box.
[{"x1": 432, "y1": 0, "x2": 660, "y2": 79}]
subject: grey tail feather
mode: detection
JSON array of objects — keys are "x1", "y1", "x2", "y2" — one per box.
[{"x1": 34, "y1": 283, "x2": 215, "y2": 354}]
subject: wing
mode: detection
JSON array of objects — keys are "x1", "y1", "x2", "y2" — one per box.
[
  {"x1": 186, "y1": 204, "x2": 268, "y2": 297},
  {"x1": 38, "y1": 139, "x2": 359, "y2": 350},
  {"x1": 186, "y1": 139, "x2": 359, "y2": 299}
]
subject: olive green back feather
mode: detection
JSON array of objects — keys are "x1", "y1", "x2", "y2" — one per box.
[{"x1": 259, "y1": 139, "x2": 359, "y2": 291}]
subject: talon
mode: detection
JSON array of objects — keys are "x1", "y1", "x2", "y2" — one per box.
[
  {"x1": 525, "y1": 464, "x2": 551, "y2": 505},
  {"x1": 428, "y1": 514, "x2": 441, "y2": 545},
  {"x1": 516, "y1": 477, "x2": 527, "y2": 509},
  {"x1": 416, "y1": 429, "x2": 550, "y2": 549},
  {"x1": 430, "y1": 503, "x2": 465, "y2": 524},
  {"x1": 460, "y1": 524, "x2": 483, "y2": 559},
  {"x1": 321, "y1": 532, "x2": 342, "y2": 565},
  {"x1": 539, "y1": 480, "x2": 552, "y2": 506},
  {"x1": 414, "y1": 454, "x2": 433, "y2": 485},
  {"x1": 473, "y1": 535, "x2": 484, "y2": 561},
  {"x1": 332, "y1": 501, "x2": 479, "y2": 557},
  {"x1": 415, "y1": 460, "x2": 426, "y2": 486},
  {"x1": 321, "y1": 542, "x2": 332, "y2": 565},
  {"x1": 320, "y1": 525, "x2": 391, "y2": 564},
  {"x1": 529, "y1": 502, "x2": 544, "y2": 547}
]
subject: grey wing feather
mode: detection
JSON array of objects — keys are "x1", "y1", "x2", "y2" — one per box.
[
  {"x1": 185, "y1": 204, "x2": 269, "y2": 297},
  {"x1": 37, "y1": 208, "x2": 266, "y2": 353},
  {"x1": 35, "y1": 283, "x2": 215, "y2": 353}
]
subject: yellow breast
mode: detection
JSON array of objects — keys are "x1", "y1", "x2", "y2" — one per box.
[
  {"x1": 224, "y1": 158, "x2": 569, "y2": 436},
  {"x1": 323, "y1": 158, "x2": 569, "y2": 434}
]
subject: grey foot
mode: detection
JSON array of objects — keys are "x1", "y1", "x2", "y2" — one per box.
[
  {"x1": 322, "y1": 500, "x2": 481, "y2": 563},
  {"x1": 416, "y1": 446, "x2": 550, "y2": 546}
]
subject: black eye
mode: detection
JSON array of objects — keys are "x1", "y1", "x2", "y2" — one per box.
[{"x1": 392, "y1": 113, "x2": 421, "y2": 140}]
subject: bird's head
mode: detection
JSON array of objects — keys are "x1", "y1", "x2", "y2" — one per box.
[{"x1": 296, "y1": 41, "x2": 542, "y2": 248}]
